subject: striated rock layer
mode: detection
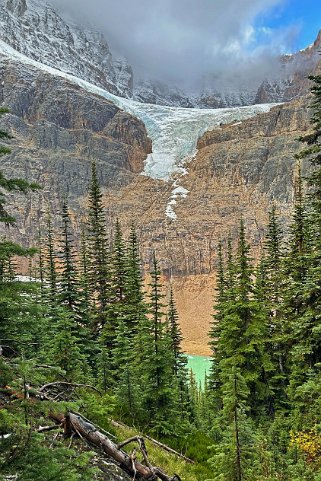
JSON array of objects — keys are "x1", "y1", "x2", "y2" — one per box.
[
  {"x1": 0, "y1": 47, "x2": 312, "y2": 353},
  {"x1": 97, "y1": 99, "x2": 311, "y2": 354},
  {"x1": 0, "y1": 58, "x2": 151, "y2": 245}
]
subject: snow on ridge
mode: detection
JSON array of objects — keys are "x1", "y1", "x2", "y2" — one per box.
[{"x1": 0, "y1": 39, "x2": 278, "y2": 185}]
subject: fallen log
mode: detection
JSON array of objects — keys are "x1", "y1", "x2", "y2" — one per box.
[
  {"x1": 111, "y1": 420, "x2": 194, "y2": 464},
  {"x1": 1, "y1": 378, "x2": 183, "y2": 480},
  {"x1": 55, "y1": 412, "x2": 181, "y2": 481},
  {"x1": 39, "y1": 382, "x2": 101, "y2": 394}
]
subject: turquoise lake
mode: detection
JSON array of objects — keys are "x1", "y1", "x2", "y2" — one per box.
[{"x1": 186, "y1": 355, "x2": 211, "y2": 386}]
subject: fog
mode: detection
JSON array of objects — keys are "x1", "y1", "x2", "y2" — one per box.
[{"x1": 50, "y1": 0, "x2": 300, "y2": 90}]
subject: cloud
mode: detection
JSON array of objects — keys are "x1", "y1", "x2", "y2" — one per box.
[{"x1": 49, "y1": 0, "x2": 300, "y2": 89}]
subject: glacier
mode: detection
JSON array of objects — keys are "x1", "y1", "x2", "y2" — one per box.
[{"x1": 0, "y1": 38, "x2": 278, "y2": 219}]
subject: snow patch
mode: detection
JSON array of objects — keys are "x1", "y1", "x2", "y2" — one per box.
[{"x1": 165, "y1": 184, "x2": 190, "y2": 221}]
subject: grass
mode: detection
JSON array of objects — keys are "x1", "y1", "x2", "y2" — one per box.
[{"x1": 112, "y1": 423, "x2": 213, "y2": 481}]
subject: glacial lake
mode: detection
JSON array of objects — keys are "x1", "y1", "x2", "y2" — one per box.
[{"x1": 186, "y1": 355, "x2": 212, "y2": 387}]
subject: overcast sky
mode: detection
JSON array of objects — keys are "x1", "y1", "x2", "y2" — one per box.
[{"x1": 49, "y1": 0, "x2": 320, "y2": 88}]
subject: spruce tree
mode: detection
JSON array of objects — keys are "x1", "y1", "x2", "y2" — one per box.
[
  {"x1": 0, "y1": 108, "x2": 38, "y2": 227},
  {"x1": 78, "y1": 224, "x2": 95, "y2": 330},
  {"x1": 0, "y1": 108, "x2": 39, "y2": 356},
  {"x1": 209, "y1": 241, "x2": 227, "y2": 406},
  {"x1": 44, "y1": 212, "x2": 57, "y2": 309},
  {"x1": 124, "y1": 223, "x2": 148, "y2": 336},
  {"x1": 166, "y1": 285, "x2": 189, "y2": 422},
  {"x1": 87, "y1": 161, "x2": 110, "y2": 324},
  {"x1": 138, "y1": 254, "x2": 177, "y2": 433},
  {"x1": 262, "y1": 206, "x2": 289, "y2": 411},
  {"x1": 58, "y1": 200, "x2": 79, "y2": 312},
  {"x1": 209, "y1": 366, "x2": 250, "y2": 481},
  {"x1": 211, "y1": 220, "x2": 272, "y2": 417},
  {"x1": 287, "y1": 71, "x2": 321, "y2": 415},
  {"x1": 167, "y1": 285, "x2": 186, "y2": 376}
]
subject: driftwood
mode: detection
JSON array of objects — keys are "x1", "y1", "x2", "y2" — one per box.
[
  {"x1": 111, "y1": 420, "x2": 194, "y2": 465},
  {"x1": 51, "y1": 412, "x2": 181, "y2": 481}
]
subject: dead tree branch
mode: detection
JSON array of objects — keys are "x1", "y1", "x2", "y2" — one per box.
[{"x1": 39, "y1": 382, "x2": 101, "y2": 395}]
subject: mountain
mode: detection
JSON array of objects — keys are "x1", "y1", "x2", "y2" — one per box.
[
  {"x1": 0, "y1": 0, "x2": 317, "y2": 353},
  {"x1": 0, "y1": 0, "x2": 133, "y2": 96},
  {"x1": 134, "y1": 31, "x2": 321, "y2": 108},
  {"x1": 1, "y1": 0, "x2": 320, "y2": 108}
]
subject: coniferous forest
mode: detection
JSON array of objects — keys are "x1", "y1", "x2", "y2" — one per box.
[{"x1": 1, "y1": 72, "x2": 321, "y2": 481}]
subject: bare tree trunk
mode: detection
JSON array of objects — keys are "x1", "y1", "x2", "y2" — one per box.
[{"x1": 51, "y1": 412, "x2": 180, "y2": 481}]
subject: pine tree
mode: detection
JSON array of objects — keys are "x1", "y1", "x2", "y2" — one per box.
[
  {"x1": 166, "y1": 285, "x2": 189, "y2": 422},
  {"x1": 262, "y1": 206, "x2": 289, "y2": 412},
  {"x1": 110, "y1": 219, "x2": 127, "y2": 303},
  {"x1": 209, "y1": 241, "x2": 227, "y2": 406},
  {"x1": 211, "y1": 220, "x2": 272, "y2": 417},
  {"x1": 49, "y1": 308, "x2": 87, "y2": 382},
  {"x1": 124, "y1": 223, "x2": 148, "y2": 336},
  {"x1": 138, "y1": 254, "x2": 177, "y2": 433},
  {"x1": 87, "y1": 161, "x2": 110, "y2": 324},
  {"x1": 57, "y1": 202, "x2": 95, "y2": 373},
  {"x1": 100, "y1": 219, "x2": 128, "y2": 387},
  {"x1": 103, "y1": 219, "x2": 127, "y2": 351},
  {"x1": 287, "y1": 164, "x2": 309, "y2": 284},
  {"x1": 78, "y1": 224, "x2": 92, "y2": 325},
  {"x1": 44, "y1": 212, "x2": 57, "y2": 309},
  {"x1": 0, "y1": 108, "x2": 39, "y2": 227},
  {"x1": 0, "y1": 108, "x2": 39, "y2": 356},
  {"x1": 58, "y1": 201, "x2": 79, "y2": 312},
  {"x1": 209, "y1": 366, "x2": 250, "y2": 481},
  {"x1": 86, "y1": 162, "x2": 113, "y2": 384},
  {"x1": 112, "y1": 316, "x2": 139, "y2": 423},
  {"x1": 287, "y1": 71, "x2": 321, "y2": 415},
  {"x1": 264, "y1": 205, "x2": 284, "y2": 304},
  {"x1": 167, "y1": 285, "x2": 186, "y2": 376}
]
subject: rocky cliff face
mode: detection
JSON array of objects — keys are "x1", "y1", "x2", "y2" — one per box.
[
  {"x1": 0, "y1": 55, "x2": 312, "y2": 353},
  {"x1": 95, "y1": 98, "x2": 311, "y2": 353},
  {"x1": 0, "y1": 0, "x2": 133, "y2": 97},
  {"x1": 0, "y1": 57, "x2": 151, "y2": 248}
]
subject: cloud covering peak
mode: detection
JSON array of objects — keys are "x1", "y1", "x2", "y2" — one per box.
[{"x1": 49, "y1": 0, "x2": 300, "y2": 88}]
